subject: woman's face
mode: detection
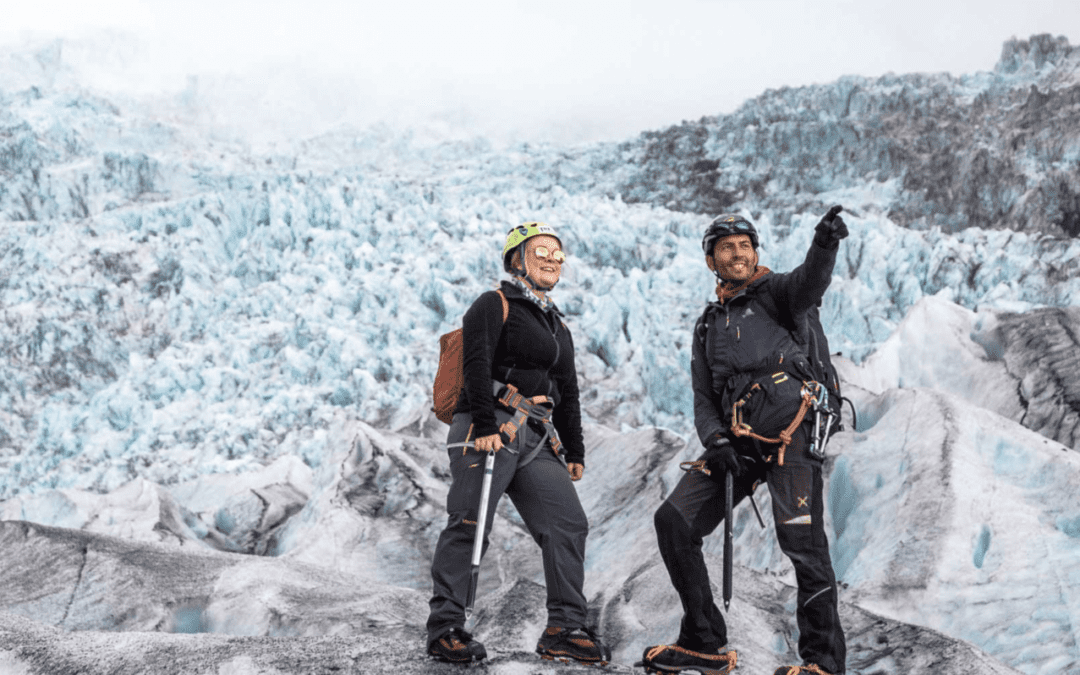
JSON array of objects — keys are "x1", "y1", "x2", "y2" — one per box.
[{"x1": 517, "y1": 235, "x2": 564, "y2": 289}]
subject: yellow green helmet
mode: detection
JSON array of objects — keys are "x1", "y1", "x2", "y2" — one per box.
[{"x1": 502, "y1": 221, "x2": 561, "y2": 273}]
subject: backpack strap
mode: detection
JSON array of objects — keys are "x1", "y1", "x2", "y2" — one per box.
[
  {"x1": 693, "y1": 303, "x2": 717, "y2": 347},
  {"x1": 496, "y1": 289, "x2": 508, "y2": 323},
  {"x1": 806, "y1": 323, "x2": 825, "y2": 381}
]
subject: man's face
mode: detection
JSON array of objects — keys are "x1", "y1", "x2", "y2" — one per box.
[{"x1": 707, "y1": 234, "x2": 757, "y2": 281}]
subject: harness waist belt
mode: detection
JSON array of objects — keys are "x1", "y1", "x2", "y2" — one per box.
[{"x1": 492, "y1": 382, "x2": 562, "y2": 457}]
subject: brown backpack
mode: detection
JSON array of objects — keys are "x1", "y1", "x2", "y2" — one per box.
[{"x1": 432, "y1": 289, "x2": 509, "y2": 424}]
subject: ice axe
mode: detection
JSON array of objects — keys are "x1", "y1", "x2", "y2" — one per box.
[
  {"x1": 464, "y1": 449, "x2": 496, "y2": 618},
  {"x1": 676, "y1": 459, "x2": 757, "y2": 610},
  {"x1": 723, "y1": 470, "x2": 734, "y2": 610}
]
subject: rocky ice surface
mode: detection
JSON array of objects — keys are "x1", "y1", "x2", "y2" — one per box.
[
  {"x1": 0, "y1": 400, "x2": 1046, "y2": 674},
  {"x1": 6, "y1": 309, "x2": 1077, "y2": 675},
  {"x1": 0, "y1": 33, "x2": 1078, "y2": 675}
]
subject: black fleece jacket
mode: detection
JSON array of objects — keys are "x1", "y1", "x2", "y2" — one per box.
[
  {"x1": 455, "y1": 280, "x2": 586, "y2": 465},
  {"x1": 691, "y1": 241, "x2": 838, "y2": 447}
]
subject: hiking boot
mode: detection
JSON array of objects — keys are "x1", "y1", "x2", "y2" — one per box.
[
  {"x1": 428, "y1": 627, "x2": 487, "y2": 663},
  {"x1": 773, "y1": 666, "x2": 834, "y2": 675},
  {"x1": 536, "y1": 626, "x2": 612, "y2": 665},
  {"x1": 640, "y1": 643, "x2": 738, "y2": 675}
]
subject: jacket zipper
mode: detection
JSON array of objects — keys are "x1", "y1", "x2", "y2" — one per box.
[{"x1": 547, "y1": 318, "x2": 559, "y2": 399}]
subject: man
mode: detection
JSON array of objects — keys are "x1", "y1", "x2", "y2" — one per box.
[{"x1": 641, "y1": 207, "x2": 849, "y2": 675}]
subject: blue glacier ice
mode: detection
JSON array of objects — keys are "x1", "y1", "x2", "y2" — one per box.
[{"x1": 1, "y1": 32, "x2": 1079, "y2": 675}]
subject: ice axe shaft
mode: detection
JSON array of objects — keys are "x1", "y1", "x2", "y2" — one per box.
[
  {"x1": 723, "y1": 470, "x2": 734, "y2": 610},
  {"x1": 748, "y1": 490, "x2": 766, "y2": 529},
  {"x1": 464, "y1": 450, "x2": 496, "y2": 618}
]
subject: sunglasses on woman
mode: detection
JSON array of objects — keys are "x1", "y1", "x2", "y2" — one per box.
[{"x1": 533, "y1": 246, "x2": 566, "y2": 263}]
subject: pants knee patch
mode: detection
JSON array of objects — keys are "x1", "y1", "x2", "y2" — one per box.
[{"x1": 770, "y1": 464, "x2": 814, "y2": 526}]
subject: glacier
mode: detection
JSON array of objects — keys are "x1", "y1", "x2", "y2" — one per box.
[{"x1": 0, "y1": 32, "x2": 1078, "y2": 675}]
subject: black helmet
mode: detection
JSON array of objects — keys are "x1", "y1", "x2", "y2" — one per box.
[{"x1": 702, "y1": 214, "x2": 759, "y2": 255}]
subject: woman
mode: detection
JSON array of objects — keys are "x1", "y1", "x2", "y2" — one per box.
[{"x1": 425, "y1": 222, "x2": 609, "y2": 665}]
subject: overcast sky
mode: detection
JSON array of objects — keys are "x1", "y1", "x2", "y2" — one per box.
[{"x1": 2, "y1": 0, "x2": 1077, "y2": 145}]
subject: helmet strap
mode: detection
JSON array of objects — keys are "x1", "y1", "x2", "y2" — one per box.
[
  {"x1": 520, "y1": 271, "x2": 554, "y2": 293},
  {"x1": 706, "y1": 255, "x2": 723, "y2": 281}
]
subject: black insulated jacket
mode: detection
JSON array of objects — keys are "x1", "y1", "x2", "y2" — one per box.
[
  {"x1": 455, "y1": 280, "x2": 586, "y2": 465},
  {"x1": 691, "y1": 241, "x2": 838, "y2": 447}
]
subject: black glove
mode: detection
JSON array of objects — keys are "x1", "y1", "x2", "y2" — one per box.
[
  {"x1": 813, "y1": 204, "x2": 848, "y2": 250},
  {"x1": 704, "y1": 436, "x2": 743, "y2": 478}
]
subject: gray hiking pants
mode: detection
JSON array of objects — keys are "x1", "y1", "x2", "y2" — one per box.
[{"x1": 426, "y1": 409, "x2": 589, "y2": 645}]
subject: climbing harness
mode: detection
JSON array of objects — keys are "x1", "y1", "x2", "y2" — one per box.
[
  {"x1": 729, "y1": 378, "x2": 844, "y2": 466},
  {"x1": 730, "y1": 378, "x2": 816, "y2": 466},
  {"x1": 493, "y1": 382, "x2": 563, "y2": 458}
]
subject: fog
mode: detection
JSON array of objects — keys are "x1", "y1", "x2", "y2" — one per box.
[{"x1": 2, "y1": 0, "x2": 1078, "y2": 145}]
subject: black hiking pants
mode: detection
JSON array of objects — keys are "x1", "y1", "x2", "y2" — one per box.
[
  {"x1": 654, "y1": 426, "x2": 846, "y2": 674},
  {"x1": 426, "y1": 410, "x2": 589, "y2": 645}
]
